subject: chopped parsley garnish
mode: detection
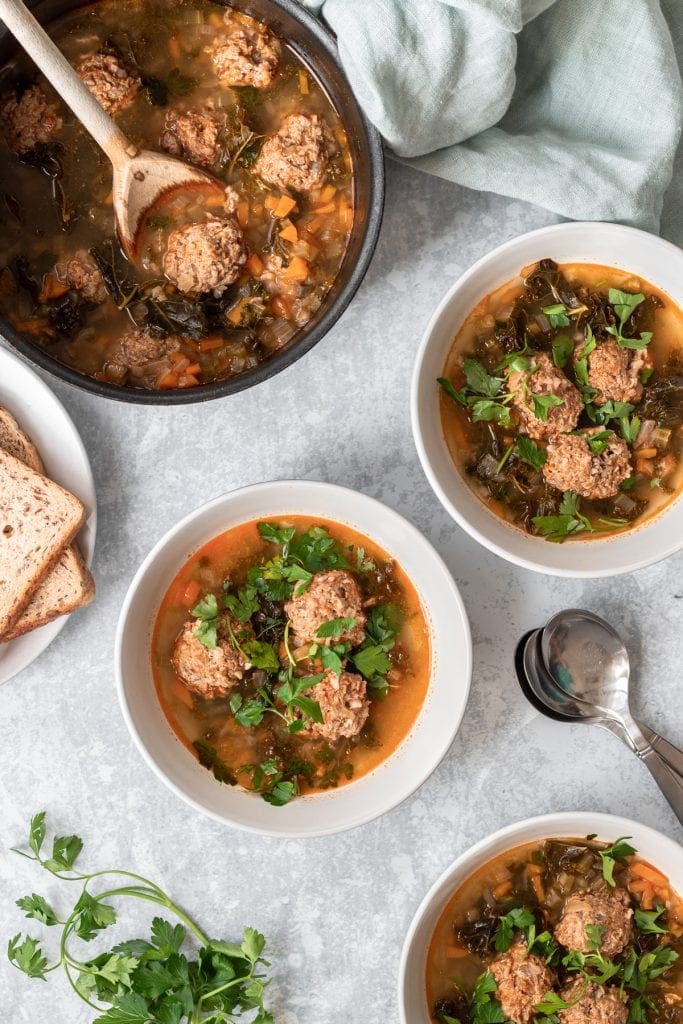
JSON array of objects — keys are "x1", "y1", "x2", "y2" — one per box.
[
  {"x1": 599, "y1": 835, "x2": 636, "y2": 886},
  {"x1": 533, "y1": 491, "x2": 594, "y2": 542},
  {"x1": 514, "y1": 437, "x2": 547, "y2": 471},
  {"x1": 494, "y1": 907, "x2": 535, "y2": 951},
  {"x1": 531, "y1": 393, "x2": 564, "y2": 421},
  {"x1": 438, "y1": 356, "x2": 515, "y2": 428},
  {"x1": 607, "y1": 289, "x2": 652, "y2": 349},
  {"x1": 350, "y1": 603, "x2": 401, "y2": 697},
  {"x1": 542, "y1": 302, "x2": 571, "y2": 328},
  {"x1": 470, "y1": 971, "x2": 505, "y2": 1024},
  {"x1": 551, "y1": 334, "x2": 574, "y2": 368},
  {"x1": 585, "y1": 430, "x2": 614, "y2": 455},
  {"x1": 634, "y1": 905, "x2": 667, "y2": 935}
]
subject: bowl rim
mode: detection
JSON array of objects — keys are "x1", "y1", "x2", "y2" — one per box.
[
  {"x1": 398, "y1": 810, "x2": 683, "y2": 1024},
  {"x1": 114, "y1": 478, "x2": 473, "y2": 837},
  {"x1": 0, "y1": 0, "x2": 385, "y2": 405},
  {"x1": 411, "y1": 221, "x2": 683, "y2": 578}
]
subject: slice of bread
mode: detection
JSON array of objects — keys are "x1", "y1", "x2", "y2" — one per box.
[
  {"x1": 0, "y1": 407, "x2": 44, "y2": 473},
  {"x1": 2, "y1": 543, "x2": 95, "y2": 642},
  {"x1": 0, "y1": 407, "x2": 95, "y2": 641},
  {"x1": 0, "y1": 449, "x2": 85, "y2": 637}
]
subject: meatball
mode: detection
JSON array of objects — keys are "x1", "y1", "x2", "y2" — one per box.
[
  {"x1": 284, "y1": 569, "x2": 366, "y2": 647},
  {"x1": 62, "y1": 251, "x2": 107, "y2": 303},
  {"x1": 490, "y1": 941, "x2": 554, "y2": 1024},
  {"x1": 585, "y1": 340, "x2": 652, "y2": 406},
  {"x1": 508, "y1": 352, "x2": 583, "y2": 440},
  {"x1": 163, "y1": 216, "x2": 246, "y2": 296},
  {"x1": 209, "y1": 11, "x2": 280, "y2": 89},
  {"x1": 254, "y1": 113, "x2": 330, "y2": 193},
  {"x1": 108, "y1": 329, "x2": 180, "y2": 386},
  {"x1": 300, "y1": 669, "x2": 370, "y2": 741},
  {"x1": 559, "y1": 980, "x2": 628, "y2": 1024},
  {"x1": 161, "y1": 108, "x2": 223, "y2": 168},
  {"x1": 543, "y1": 429, "x2": 632, "y2": 500},
  {"x1": 0, "y1": 84, "x2": 62, "y2": 155},
  {"x1": 76, "y1": 52, "x2": 140, "y2": 116},
  {"x1": 554, "y1": 888, "x2": 634, "y2": 958},
  {"x1": 172, "y1": 617, "x2": 252, "y2": 698}
]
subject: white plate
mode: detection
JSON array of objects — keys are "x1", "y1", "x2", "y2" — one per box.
[
  {"x1": 0, "y1": 345, "x2": 97, "y2": 684},
  {"x1": 116, "y1": 480, "x2": 472, "y2": 837},
  {"x1": 399, "y1": 811, "x2": 683, "y2": 1024},
  {"x1": 412, "y1": 222, "x2": 683, "y2": 576}
]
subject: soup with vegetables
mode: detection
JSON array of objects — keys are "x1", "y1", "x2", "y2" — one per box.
[
  {"x1": 0, "y1": 0, "x2": 354, "y2": 391},
  {"x1": 439, "y1": 261, "x2": 683, "y2": 541},
  {"x1": 152, "y1": 517, "x2": 431, "y2": 805},
  {"x1": 427, "y1": 836, "x2": 682, "y2": 1024}
]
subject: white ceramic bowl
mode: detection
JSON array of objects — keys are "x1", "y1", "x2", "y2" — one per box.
[
  {"x1": 399, "y1": 811, "x2": 683, "y2": 1024},
  {"x1": 412, "y1": 222, "x2": 683, "y2": 577},
  {"x1": 115, "y1": 480, "x2": 471, "y2": 837}
]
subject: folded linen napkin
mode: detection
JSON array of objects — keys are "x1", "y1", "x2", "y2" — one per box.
[{"x1": 302, "y1": 0, "x2": 683, "y2": 237}]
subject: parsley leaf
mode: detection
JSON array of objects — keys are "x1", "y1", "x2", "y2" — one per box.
[
  {"x1": 223, "y1": 585, "x2": 259, "y2": 622},
  {"x1": 534, "y1": 491, "x2": 594, "y2": 542},
  {"x1": 464, "y1": 357, "x2": 504, "y2": 397},
  {"x1": 599, "y1": 836, "x2": 635, "y2": 886},
  {"x1": 634, "y1": 906, "x2": 667, "y2": 935},
  {"x1": 494, "y1": 907, "x2": 535, "y2": 952},
  {"x1": 242, "y1": 640, "x2": 279, "y2": 671},
  {"x1": 552, "y1": 334, "x2": 574, "y2": 368},
  {"x1": 316, "y1": 616, "x2": 357, "y2": 639},
  {"x1": 585, "y1": 430, "x2": 614, "y2": 455},
  {"x1": 8, "y1": 933, "x2": 48, "y2": 979},
  {"x1": 531, "y1": 393, "x2": 564, "y2": 421},
  {"x1": 438, "y1": 376, "x2": 468, "y2": 406},
  {"x1": 515, "y1": 436, "x2": 546, "y2": 471},
  {"x1": 257, "y1": 522, "x2": 295, "y2": 547},
  {"x1": 606, "y1": 289, "x2": 651, "y2": 349},
  {"x1": 470, "y1": 971, "x2": 505, "y2": 1024},
  {"x1": 15, "y1": 894, "x2": 58, "y2": 926},
  {"x1": 542, "y1": 302, "x2": 570, "y2": 327}
]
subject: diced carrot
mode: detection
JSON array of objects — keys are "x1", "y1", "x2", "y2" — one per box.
[
  {"x1": 185, "y1": 363, "x2": 201, "y2": 375},
  {"x1": 282, "y1": 256, "x2": 309, "y2": 282},
  {"x1": 306, "y1": 216, "x2": 323, "y2": 233},
  {"x1": 271, "y1": 295, "x2": 293, "y2": 320},
  {"x1": 204, "y1": 192, "x2": 225, "y2": 209},
  {"x1": 227, "y1": 299, "x2": 245, "y2": 325},
  {"x1": 168, "y1": 34, "x2": 181, "y2": 60},
  {"x1": 339, "y1": 195, "x2": 354, "y2": 231},
  {"x1": 637, "y1": 447, "x2": 658, "y2": 460},
  {"x1": 252, "y1": 202, "x2": 264, "y2": 216},
  {"x1": 493, "y1": 881, "x2": 512, "y2": 899},
  {"x1": 170, "y1": 352, "x2": 189, "y2": 369},
  {"x1": 635, "y1": 459, "x2": 655, "y2": 478},
  {"x1": 198, "y1": 336, "x2": 224, "y2": 352},
  {"x1": 157, "y1": 371, "x2": 180, "y2": 389},
  {"x1": 319, "y1": 185, "x2": 337, "y2": 203},
  {"x1": 39, "y1": 272, "x2": 69, "y2": 303},
  {"x1": 14, "y1": 317, "x2": 53, "y2": 337},
  {"x1": 312, "y1": 201, "x2": 336, "y2": 214},
  {"x1": 298, "y1": 69, "x2": 309, "y2": 95},
  {"x1": 177, "y1": 373, "x2": 199, "y2": 388},
  {"x1": 208, "y1": 11, "x2": 223, "y2": 26},
  {"x1": 183, "y1": 579, "x2": 202, "y2": 606},
  {"x1": 245, "y1": 252, "x2": 264, "y2": 276},
  {"x1": 171, "y1": 680, "x2": 194, "y2": 710},
  {"x1": 630, "y1": 861, "x2": 668, "y2": 885},
  {"x1": 273, "y1": 194, "x2": 297, "y2": 218},
  {"x1": 265, "y1": 194, "x2": 279, "y2": 211},
  {"x1": 279, "y1": 223, "x2": 298, "y2": 243}
]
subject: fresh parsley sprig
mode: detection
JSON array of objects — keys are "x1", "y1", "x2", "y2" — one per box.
[
  {"x1": 8, "y1": 813, "x2": 274, "y2": 1023},
  {"x1": 599, "y1": 836, "x2": 636, "y2": 886},
  {"x1": 533, "y1": 491, "x2": 594, "y2": 542},
  {"x1": 438, "y1": 357, "x2": 515, "y2": 428}
]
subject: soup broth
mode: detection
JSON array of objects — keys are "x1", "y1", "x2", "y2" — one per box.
[
  {"x1": 439, "y1": 261, "x2": 683, "y2": 541},
  {"x1": 152, "y1": 516, "x2": 431, "y2": 804},
  {"x1": 0, "y1": 0, "x2": 354, "y2": 390}
]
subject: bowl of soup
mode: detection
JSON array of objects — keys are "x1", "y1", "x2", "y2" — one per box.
[
  {"x1": 0, "y1": 0, "x2": 383, "y2": 403},
  {"x1": 399, "y1": 812, "x2": 683, "y2": 1024},
  {"x1": 115, "y1": 480, "x2": 471, "y2": 836},
  {"x1": 412, "y1": 223, "x2": 683, "y2": 576}
]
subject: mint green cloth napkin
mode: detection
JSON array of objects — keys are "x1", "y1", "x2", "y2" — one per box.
[{"x1": 303, "y1": 0, "x2": 683, "y2": 237}]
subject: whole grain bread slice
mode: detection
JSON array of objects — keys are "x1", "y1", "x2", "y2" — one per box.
[
  {"x1": 0, "y1": 407, "x2": 95, "y2": 641},
  {"x1": 0, "y1": 449, "x2": 84, "y2": 636}
]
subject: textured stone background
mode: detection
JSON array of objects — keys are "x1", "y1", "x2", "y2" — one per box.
[{"x1": 0, "y1": 163, "x2": 681, "y2": 1022}]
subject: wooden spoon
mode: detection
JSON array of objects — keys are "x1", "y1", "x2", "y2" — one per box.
[{"x1": 0, "y1": 0, "x2": 225, "y2": 259}]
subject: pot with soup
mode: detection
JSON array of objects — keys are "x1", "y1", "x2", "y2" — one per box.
[{"x1": 0, "y1": 0, "x2": 383, "y2": 402}]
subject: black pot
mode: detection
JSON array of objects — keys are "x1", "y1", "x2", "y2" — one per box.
[{"x1": 0, "y1": 0, "x2": 385, "y2": 404}]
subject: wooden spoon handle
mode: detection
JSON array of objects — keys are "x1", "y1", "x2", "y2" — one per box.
[{"x1": 0, "y1": 0, "x2": 136, "y2": 166}]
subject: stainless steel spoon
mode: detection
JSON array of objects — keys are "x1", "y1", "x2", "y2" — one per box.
[
  {"x1": 541, "y1": 609, "x2": 683, "y2": 775},
  {"x1": 520, "y1": 627, "x2": 683, "y2": 824},
  {"x1": 0, "y1": 0, "x2": 225, "y2": 258}
]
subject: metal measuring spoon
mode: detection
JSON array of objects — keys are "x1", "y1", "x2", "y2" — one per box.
[{"x1": 541, "y1": 609, "x2": 683, "y2": 775}]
